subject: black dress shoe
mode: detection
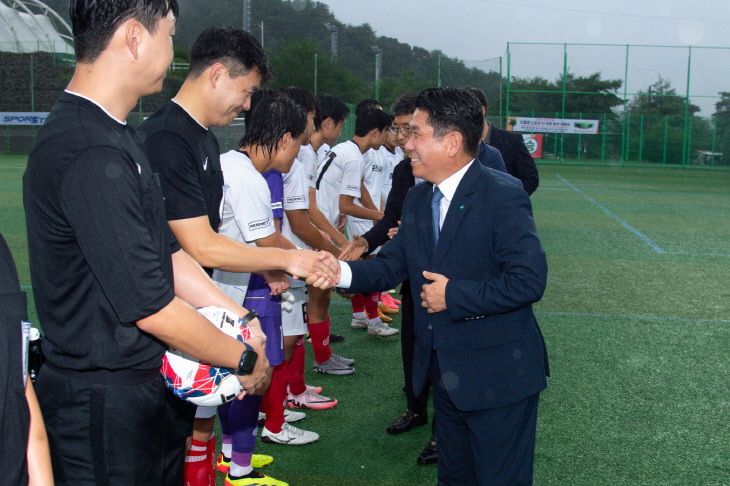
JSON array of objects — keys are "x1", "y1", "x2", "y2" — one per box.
[
  {"x1": 417, "y1": 436, "x2": 438, "y2": 465},
  {"x1": 386, "y1": 409, "x2": 428, "y2": 434},
  {"x1": 329, "y1": 333, "x2": 345, "y2": 343}
]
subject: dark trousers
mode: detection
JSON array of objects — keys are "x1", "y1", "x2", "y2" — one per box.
[
  {"x1": 37, "y1": 364, "x2": 191, "y2": 486},
  {"x1": 430, "y1": 354, "x2": 540, "y2": 486},
  {"x1": 400, "y1": 281, "x2": 430, "y2": 414}
]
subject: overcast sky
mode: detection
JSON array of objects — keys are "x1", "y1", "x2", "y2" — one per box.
[{"x1": 314, "y1": 0, "x2": 730, "y2": 114}]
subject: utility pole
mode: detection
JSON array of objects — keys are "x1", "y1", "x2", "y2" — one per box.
[
  {"x1": 371, "y1": 45, "x2": 383, "y2": 101},
  {"x1": 324, "y1": 22, "x2": 338, "y2": 62}
]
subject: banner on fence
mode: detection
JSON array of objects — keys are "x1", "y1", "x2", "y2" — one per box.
[
  {"x1": 522, "y1": 134, "x2": 543, "y2": 158},
  {"x1": 1, "y1": 112, "x2": 50, "y2": 126},
  {"x1": 507, "y1": 116, "x2": 599, "y2": 135}
]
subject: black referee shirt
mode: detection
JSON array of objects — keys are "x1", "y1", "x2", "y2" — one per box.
[
  {"x1": 138, "y1": 101, "x2": 224, "y2": 234},
  {"x1": 23, "y1": 92, "x2": 178, "y2": 372}
]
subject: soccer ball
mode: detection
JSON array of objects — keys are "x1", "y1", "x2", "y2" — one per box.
[{"x1": 160, "y1": 306, "x2": 252, "y2": 407}]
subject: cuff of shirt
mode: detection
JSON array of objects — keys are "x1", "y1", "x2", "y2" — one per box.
[{"x1": 337, "y1": 261, "x2": 352, "y2": 288}]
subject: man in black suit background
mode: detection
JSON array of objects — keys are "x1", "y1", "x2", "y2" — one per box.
[
  {"x1": 338, "y1": 88, "x2": 549, "y2": 485},
  {"x1": 465, "y1": 86, "x2": 540, "y2": 195}
]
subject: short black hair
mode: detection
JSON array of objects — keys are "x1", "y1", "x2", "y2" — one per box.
[
  {"x1": 240, "y1": 94, "x2": 306, "y2": 157},
  {"x1": 70, "y1": 0, "x2": 179, "y2": 62},
  {"x1": 276, "y1": 87, "x2": 317, "y2": 114},
  {"x1": 354, "y1": 107, "x2": 392, "y2": 137},
  {"x1": 391, "y1": 92, "x2": 418, "y2": 117},
  {"x1": 314, "y1": 94, "x2": 349, "y2": 130},
  {"x1": 242, "y1": 88, "x2": 274, "y2": 124},
  {"x1": 188, "y1": 27, "x2": 271, "y2": 82},
  {"x1": 415, "y1": 88, "x2": 483, "y2": 157},
  {"x1": 355, "y1": 98, "x2": 381, "y2": 117},
  {"x1": 463, "y1": 86, "x2": 488, "y2": 111}
]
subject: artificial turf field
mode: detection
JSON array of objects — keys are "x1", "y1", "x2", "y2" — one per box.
[{"x1": 2, "y1": 154, "x2": 729, "y2": 485}]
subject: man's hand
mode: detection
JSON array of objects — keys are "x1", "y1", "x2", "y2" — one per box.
[
  {"x1": 387, "y1": 221, "x2": 401, "y2": 239},
  {"x1": 233, "y1": 316, "x2": 270, "y2": 392},
  {"x1": 261, "y1": 269, "x2": 290, "y2": 296},
  {"x1": 287, "y1": 249, "x2": 340, "y2": 288},
  {"x1": 237, "y1": 365, "x2": 273, "y2": 398},
  {"x1": 337, "y1": 214, "x2": 348, "y2": 232},
  {"x1": 420, "y1": 271, "x2": 449, "y2": 313},
  {"x1": 339, "y1": 235, "x2": 368, "y2": 261}
]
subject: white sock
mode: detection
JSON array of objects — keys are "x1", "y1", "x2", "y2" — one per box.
[
  {"x1": 229, "y1": 461, "x2": 253, "y2": 478},
  {"x1": 368, "y1": 317, "x2": 382, "y2": 327},
  {"x1": 353, "y1": 311, "x2": 367, "y2": 320},
  {"x1": 221, "y1": 442, "x2": 232, "y2": 457}
]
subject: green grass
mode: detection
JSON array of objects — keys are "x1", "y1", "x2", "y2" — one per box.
[{"x1": 3, "y1": 155, "x2": 729, "y2": 485}]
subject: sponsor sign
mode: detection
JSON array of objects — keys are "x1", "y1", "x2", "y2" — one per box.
[
  {"x1": 1, "y1": 112, "x2": 50, "y2": 126},
  {"x1": 507, "y1": 116, "x2": 599, "y2": 135},
  {"x1": 522, "y1": 134, "x2": 543, "y2": 158}
]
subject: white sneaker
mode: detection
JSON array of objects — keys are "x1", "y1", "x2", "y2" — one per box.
[
  {"x1": 330, "y1": 352, "x2": 355, "y2": 366},
  {"x1": 368, "y1": 320, "x2": 399, "y2": 337},
  {"x1": 351, "y1": 317, "x2": 369, "y2": 329},
  {"x1": 313, "y1": 357, "x2": 354, "y2": 375},
  {"x1": 287, "y1": 389, "x2": 338, "y2": 409},
  {"x1": 261, "y1": 422, "x2": 319, "y2": 445},
  {"x1": 258, "y1": 409, "x2": 306, "y2": 424}
]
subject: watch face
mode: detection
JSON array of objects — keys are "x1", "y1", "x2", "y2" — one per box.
[{"x1": 239, "y1": 350, "x2": 257, "y2": 375}]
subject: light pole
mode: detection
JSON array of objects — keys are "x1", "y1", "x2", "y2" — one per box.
[
  {"x1": 371, "y1": 45, "x2": 382, "y2": 101},
  {"x1": 324, "y1": 22, "x2": 338, "y2": 63},
  {"x1": 242, "y1": 0, "x2": 251, "y2": 33}
]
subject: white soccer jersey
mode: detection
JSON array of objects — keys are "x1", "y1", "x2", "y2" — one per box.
[
  {"x1": 282, "y1": 157, "x2": 310, "y2": 251},
  {"x1": 348, "y1": 148, "x2": 384, "y2": 225},
  {"x1": 379, "y1": 145, "x2": 403, "y2": 205},
  {"x1": 314, "y1": 139, "x2": 363, "y2": 227},
  {"x1": 299, "y1": 144, "x2": 319, "y2": 189},
  {"x1": 316, "y1": 143, "x2": 331, "y2": 167},
  {"x1": 212, "y1": 150, "x2": 275, "y2": 301}
]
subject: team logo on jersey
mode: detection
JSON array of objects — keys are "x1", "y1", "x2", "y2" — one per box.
[
  {"x1": 346, "y1": 184, "x2": 360, "y2": 192},
  {"x1": 286, "y1": 195, "x2": 306, "y2": 204},
  {"x1": 270, "y1": 202, "x2": 283, "y2": 210},
  {"x1": 248, "y1": 217, "x2": 272, "y2": 231},
  {"x1": 371, "y1": 164, "x2": 383, "y2": 173},
  {"x1": 202, "y1": 157, "x2": 208, "y2": 171}
]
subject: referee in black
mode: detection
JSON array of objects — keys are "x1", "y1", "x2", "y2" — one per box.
[{"x1": 23, "y1": 2, "x2": 269, "y2": 485}]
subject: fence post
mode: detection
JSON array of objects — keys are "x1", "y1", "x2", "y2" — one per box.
[
  {"x1": 681, "y1": 46, "x2": 692, "y2": 167},
  {"x1": 663, "y1": 115, "x2": 668, "y2": 164},
  {"x1": 560, "y1": 43, "x2": 567, "y2": 161},
  {"x1": 638, "y1": 114, "x2": 644, "y2": 162},
  {"x1": 577, "y1": 112, "x2": 582, "y2": 160},
  {"x1": 498, "y1": 56, "x2": 503, "y2": 121},
  {"x1": 314, "y1": 52, "x2": 318, "y2": 95},
  {"x1": 505, "y1": 43, "x2": 511, "y2": 119},
  {"x1": 711, "y1": 116, "x2": 717, "y2": 165},
  {"x1": 625, "y1": 112, "x2": 631, "y2": 164},
  {"x1": 600, "y1": 112, "x2": 606, "y2": 162},
  {"x1": 621, "y1": 44, "x2": 629, "y2": 163}
]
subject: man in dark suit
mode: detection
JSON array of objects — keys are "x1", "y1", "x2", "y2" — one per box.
[
  {"x1": 337, "y1": 88, "x2": 549, "y2": 485},
  {"x1": 465, "y1": 86, "x2": 540, "y2": 195}
]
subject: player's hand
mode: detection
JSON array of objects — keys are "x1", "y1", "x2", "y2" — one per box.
[
  {"x1": 337, "y1": 214, "x2": 348, "y2": 232},
  {"x1": 420, "y1": 271, "x2": 449, "y2": 313},
  {"x1": 339, "y1": 235, "x2": 368, "y2": 261},
  {"x1": 287, "y1": 249, "x2": 340, "y2": 288},
  {"x1": 262, "y1": 269, "x2": 290, "y2": 296},
  {"x1": 387, "y1": 221, "x2": 401, "y2": 239}
]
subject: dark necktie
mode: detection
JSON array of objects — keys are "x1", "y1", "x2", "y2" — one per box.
[{"x1": 431, "y1": 187, "x2": 443, "y2": 245}]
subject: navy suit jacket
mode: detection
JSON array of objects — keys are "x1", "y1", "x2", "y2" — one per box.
[
  {"x1": 488, "y1": 125, "x2": 540, "y2": 195},
  {"x1": 477, "y1": 141, "x2": 507, "y2": 173},
  {"x1": 348, "y1": 161, "x2": 549, "y2": 411}
]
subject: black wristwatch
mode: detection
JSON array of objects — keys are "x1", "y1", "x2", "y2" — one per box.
[
  {"x1": 233, "y1": 342, "x2": 257, "y2": 376},
  {"x1": 233, "y1": 310, "x2": 259, "y2": 376}
]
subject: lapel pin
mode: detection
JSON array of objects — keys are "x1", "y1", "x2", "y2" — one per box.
[{"x1": 459, "y1": 205, "x2": 464, "y2": 210}]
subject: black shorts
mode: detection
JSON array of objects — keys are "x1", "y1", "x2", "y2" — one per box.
[{"x1": 36, "y1": 364, "x2": 194, "y2": 486}]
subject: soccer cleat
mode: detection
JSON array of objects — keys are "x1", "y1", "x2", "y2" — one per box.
[
  {"x1": 287, "y1": 384, "x2": 322, "y2": 395},
  {"x1": 217, "y1": 454, "x2": 274, "y2": 474},
  {"x1": 381, "y1": 293, "x2": 401, "y2": 309},
  {"x1": 330, "y1": 352, "x2": 355, "y2": 366},
  {"x1": 379, "y1": 301, "x2": 399, "y2": 315},
  {"x1": 329, "y1": 332, "x2": 345, "y2": 343},
  {"x1": 368, "y1": 320, "x2": 399, "y2": 337},
  {"x1": 258, "y1": 409, "x2": 306, "y2": 425},
  {"x1": 351, "y1": 316, "x2": 369, "y2": 329},
  {"x1": 287, "y1": 389, "x2": 338, "y2": 409},
  {"x1": 224, "y1": 470, "x2": 287, "y2": 486},
  {"x1": 313, "y1": 357, "x2": 354, "y2": 376},
  {"x1": 261, "y1": 422, "x2": 319, "y2": 445},
  {"x1": 377, "y1": 307, "x2": 393, "y2": 322}
]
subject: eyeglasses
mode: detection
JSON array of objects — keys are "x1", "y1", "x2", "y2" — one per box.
[{"x1": 389, "y1": 125, "x2": 410, "y2": 136}]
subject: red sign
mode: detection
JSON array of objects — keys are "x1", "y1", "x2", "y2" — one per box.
[{"x1": 522, "y1": 134, "x2": 543, "y2": 159}]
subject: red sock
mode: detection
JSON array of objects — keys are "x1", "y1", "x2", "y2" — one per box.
[
  {"x1": 184, "y1": 438, "x2": 209, "y2": 486},
  {"x1": 262, "y1": 362, "x2": 288, "y2": 434},
  {"x1": 365, "y1": 292, "x2": 380, "y2": 319},
  {"x1": 206, "y1": 434, "x2": 216, "y2": 486},
  {"x1": 351, "y1": 293, "x2": 366, "y2": 314},
  {"x1": 288, "y1": 336, "x2": 306, "y2": 396},
  {"x1": 308, "y1": 316, "x2": 332, "y2": 364}
]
